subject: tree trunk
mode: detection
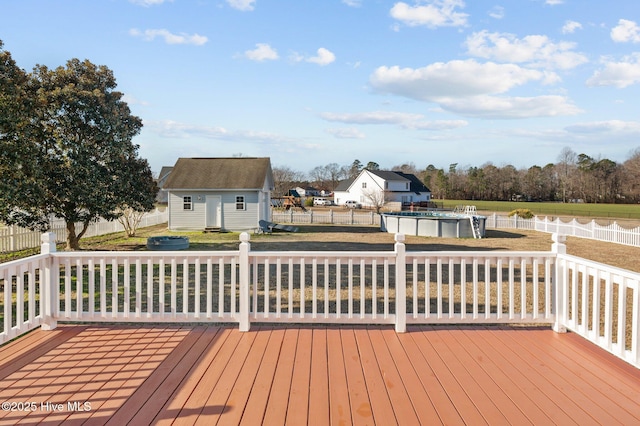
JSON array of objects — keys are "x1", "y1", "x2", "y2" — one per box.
[{"x1": 65, "y1": 221, "x2": 80, "y2": 250}]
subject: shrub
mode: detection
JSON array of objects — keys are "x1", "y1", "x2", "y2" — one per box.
[{"x1": 508, "y1": 208, "x2": 534, "y2": 219}]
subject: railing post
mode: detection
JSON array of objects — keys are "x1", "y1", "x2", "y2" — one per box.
[
  {"x1": 239, "y1": 232, "x2": 251, "y2": 332},
  {"x1": 394, "y1": 233, "x2": 407, "y2": 333},
  {"x1": 40, "y1": 232, "x2": 58, "y2": 331},
  {"x1": 552, "y1": 233, "x2": 567, "y2": 333}
]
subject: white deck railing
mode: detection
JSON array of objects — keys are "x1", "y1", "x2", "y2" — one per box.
[{"x1": 1, "y1": 232, "x2": 639, "y2": 369}]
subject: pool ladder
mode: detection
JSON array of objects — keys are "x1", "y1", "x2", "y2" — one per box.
[{"x1": 470, "y1": 216, "x2": 482, "y2": 239}]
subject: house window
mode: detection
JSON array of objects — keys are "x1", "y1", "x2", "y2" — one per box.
[
  {"x1": 183, "y1": 196, "x2": 193, "y2": 210},
  {"x1": 384, "y1": 182, "x2": 388, "y2": 189},
  {"x1": 362, "y1": 182, "x2": 367, "y2": 189},
  {"x1": 235, "y1": 195, "x2": 245, "y2": 210}
]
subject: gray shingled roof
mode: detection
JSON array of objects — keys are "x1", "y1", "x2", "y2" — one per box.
[{"x1": 164, "y1": 157, "x2": 272, "y2": 190}]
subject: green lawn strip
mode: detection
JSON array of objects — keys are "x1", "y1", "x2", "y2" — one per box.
[{"x1": 440, "y1": 200, "x2": 640, "y2": 220}]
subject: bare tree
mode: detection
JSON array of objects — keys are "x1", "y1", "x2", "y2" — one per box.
[
  {"x1": 272, "y1": 166, "x2": 305, "y2": 197},
  {"x1": 362, "y1": 188, "x2": 388, "y2": 213},
  {"x1": 623, "y1": 148, "x2": 640, "y2": 202},
  {"x1": 557, "y1": 147, "x2": 577, "y2": 203}
]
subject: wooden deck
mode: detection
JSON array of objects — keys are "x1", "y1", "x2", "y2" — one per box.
[{"x1": 0, "y1": 325, "x2": 639, "y2": 425}]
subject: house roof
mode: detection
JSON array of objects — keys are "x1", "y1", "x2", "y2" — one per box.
[
  {"x1": 368, "y1": 170, "x2": 410, "y2": 182},
  {"x1": 334, "y1": 177, "x2": 355, "y2": 192},
  {"x1": 157, "y1": 166, "x2": 173, "y2": 188},
  {"x1": 335, "y1": 170, "x2": 431, "y2": 194},
  {"x1": 164, "y1": 157, "x2": 273, "y2": 190},
  {"x1": 393, "y1": 171, "x2": 431, "y2": 194}
]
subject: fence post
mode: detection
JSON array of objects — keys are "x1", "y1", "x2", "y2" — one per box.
[
  {"x1": 40, "y1": 232, "x2": 58, "y2": 331},
  {"x1": 238, "y1": 232, "x2": 250, "y2": 332},
  {"x1": 552, "y1": 233, "x2": 567, "y2": 333},
  {"x1": 394, "y1": 233, "x2": 407, "y2": 333}
]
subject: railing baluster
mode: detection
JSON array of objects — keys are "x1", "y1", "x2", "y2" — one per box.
[
  {"x1": 359, "y1": 259, "x2": 365, "y2": 319},
  {"x1": 312, "y1": 259, "x2": 318, "y2": 319},
  {"x1": 324, "y1": 259, "x2": 329, "y2": 319},
  {"x1": 124, "y1": 258, "x2": 130, "y2": 318},
  {"x1": 75, "y1": 259, "x2": 82, "y2": 320},
  {"x1": 206, "y1": 258, "x2": 212, "y2": 319},
  {"x1": 521, "y1": 259, "x2": 527, "y2": 320},
  {"x1": 264, "y1": 259, "x2": 270, "y2": 319},
  {"x1": 194, "y1": 258, "x2": 200, "y2": 319},
  {"x1": 276, "y1": 258, "x2": 282, "y2": 318}
]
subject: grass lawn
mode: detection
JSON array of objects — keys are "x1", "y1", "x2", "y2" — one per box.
[
  {"x1": 67, "y1": 223, "x2": 640, "y2": 273},
  {"x1": 439, "y1": 199, "x2": 640, "y2": 220}
]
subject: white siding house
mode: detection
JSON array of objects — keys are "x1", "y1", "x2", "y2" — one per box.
[
  {"x1": 163, "y1": 157, "x2": 273, "y2": 232},
  {"x1": 334, "y1": 169, "x2": 430, "y2": 208}
]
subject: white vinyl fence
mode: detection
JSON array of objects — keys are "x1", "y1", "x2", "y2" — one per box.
[
  {"x1": 272, "y1": 209, "x2": 640, "y2": 247},
  {"x1": 0, "y1": 209, "x2": 168, "y2": 253},
  {"x1": 272, "y1": 209, "x2": 379, "y2": 225},
  {"x1": 486, "y1": 214, "x2": 640, "y2": 248},
  {"x1": 2, "y1": 232, "x2": 639, "y2": 369}
]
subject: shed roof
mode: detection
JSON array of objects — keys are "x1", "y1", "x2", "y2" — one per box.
[{"x1": 164, "y1": 157, "x2": 272, "y2": 190}]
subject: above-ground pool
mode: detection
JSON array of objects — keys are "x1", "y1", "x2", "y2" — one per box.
[{"x1": 380, "y1": 211, "x2": 486, "y2": 238}]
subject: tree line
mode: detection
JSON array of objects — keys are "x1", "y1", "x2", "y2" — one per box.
[{"x1": 274, "y1": 147, "x2": 640, "y2": 204}]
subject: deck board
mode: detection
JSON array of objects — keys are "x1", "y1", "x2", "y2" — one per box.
[{"x1": 0, "y1": 324, "x2": 639, "y2": 424}]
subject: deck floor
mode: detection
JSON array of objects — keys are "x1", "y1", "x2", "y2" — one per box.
[{"x1": 0, "y1": 324, "x2": 639, "y2": 425}]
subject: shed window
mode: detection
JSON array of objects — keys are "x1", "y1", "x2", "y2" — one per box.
[
  {"x1": 235, "y1": 195, "x2": 245, "y2": 210},
  {"x1": 362, "y1": 182, "x2": 367, "y2": 189},
  {"x1": 183, "y1": 196, "x2": 193, "y2": 210}
]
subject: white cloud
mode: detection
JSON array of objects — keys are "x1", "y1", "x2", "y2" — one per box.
[
  {"x1": 306, "y1": 48, "x2": 336, "y2": 66},
  {"x1": 321, "y1": 111, "x2": 425, "y2": 125},
  {"x1": 465, "y1": 31, "x2": 587, "y2": 70},
  {"x1": 390, "y1": 0, "x2": 468, "y2": 28},
  {"x1": 325, "y1": 128, "x2": 366, "y2": 139},
  {"x1": 147, "y1": 120, "x2": 292, "y2": 144},
  {"x1": 129, "y1": 28, "x2": 208, "y2": 45},
  {"x1": 587, "y1": 53, "x2": 640, "y2": 88},
  {"x1": 129, "y1": 0, "x2": 172, "y2": 6},
  {"x1": 438, "y1": 95, "x2": 581, "y2": 119},
  {"x1": 545, "y1": 0, "x2": 563, "y2": 5},
  {"x1": 562, "y1": 20, "x2": 582, "y2": 34},
  {"x1": 244, "y1": 43, "x2": 279, "y2": 61},
  {"x1": 122, "y1": 94, "x2": 149, "y2": 106},
  {"x1": 565, "y1": 120, "x2": 640, "y2": 134},
  {"x1": 369, "y1": 60, "x2": 582, "y2": 119},
  {"x1": 370, "y1": 60, "x2": 554, "y2": 100},
  {"x1": 611, "y1": 19, "x2": 640, "y2": 43},
  {"x1": 320, "y1": 111, "x2": 467, "y2": 130},
  {"x1": 342, "y1": 0, "x2": 362, "y2": 7},
  {"x1": 226, "y1": 0, "x2": 255, "y2": 11},
  {"x1": 488, "y1": 6, "x2": 504, "y2": 20},
  {"x1": 290, "y1": 48, "x2": 336, "y2": 65}
]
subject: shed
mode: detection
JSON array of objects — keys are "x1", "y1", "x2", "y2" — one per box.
[{"x1": 163, "y1": 157, "x2": 273, "y2": 232}]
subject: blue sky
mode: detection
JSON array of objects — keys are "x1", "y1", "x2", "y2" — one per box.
[{"x1": 3, "y1": 0, "x2": 640, "y2": 175}]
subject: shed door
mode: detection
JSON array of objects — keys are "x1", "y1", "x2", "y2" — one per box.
[{"x1": 206, "y1": 196, "x2": 221, "y2": 227}]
